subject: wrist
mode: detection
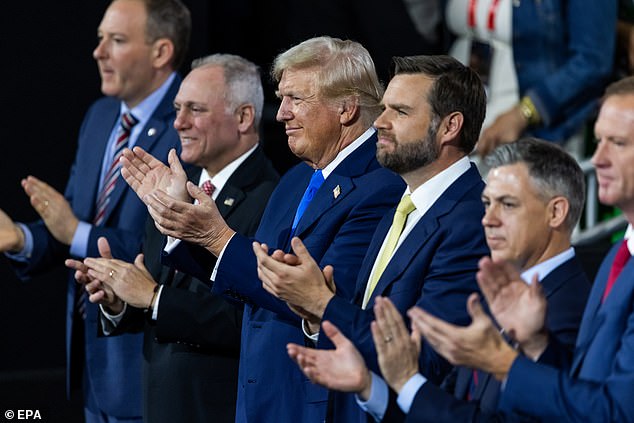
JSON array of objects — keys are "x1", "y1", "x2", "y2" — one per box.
[
  {"x1": 207, "y1": 227, "x2": 235, "y2": 257},
  {"x1": 11, "y1": 224, "x2": 25, "y2": 252},
  {"x1": 145, "y1": 284, "x2": 160, "y2": 313},
  {"x1": 358, "y1": 370, "x2": 373, "y2": 401},
  {"x1": 519, "y1": 330, "x2": 549, "y2": 361}
]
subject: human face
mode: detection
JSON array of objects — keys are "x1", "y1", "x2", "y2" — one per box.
[
  {"x1": 275, "y1": 68, "x2": 343, "y2": 168},
  {"x1": 374, "y1": 74, "x2": 440, "y2": 175},
  {"x1": 591, "y1": 94, "x2": 634, "y2": 216},
  {"x1": 173, "y1": 66, "x2": 241, "y2": 172},
  {"x1": 93, "y1": 0, "x2": 157, "y2": 107},
  {"x1": 482, "y1": 163, "x2": 553, "y2": 271}
]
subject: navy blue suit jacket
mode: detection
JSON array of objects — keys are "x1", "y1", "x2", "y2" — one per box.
[
  {"x1": 498, "y1": 240, "x2": 634, "y2": 421},
  {"x1": 322, "y1": 164, "x2": 488, "y2": 422},
  {"x1": 9, "y1": 76, "x2": 182, "y2": 417},
  {"x1": 208, "y1": 134, "x2": 406, "y2": 423},
  {"x1": 395, "y1": 255, "x2": 590, "y2": 423}
]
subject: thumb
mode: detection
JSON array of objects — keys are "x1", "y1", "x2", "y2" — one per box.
[
  {"x1": 466, "y1": 292, "x2": 485, "y2": 322},
  {"x1": 134, "y1": 253, "x2": 152, "y2": 277},
  {"x1": 410, "y1": 326, "x2": 422, "y2": 356},
  {"x1": 168, "y1": 148, "x2": 186, "y2": 176},
  {"x1": 322, "y1": 320, "x2": 349, "y2": 348},
  {"x1": 290, "y1": 237, "x2": 314, "y2": 263},
  {"x1": 323, "y1": 265, "x2": 336, "y2": 294},
  {"x1": 97, "y1": 237, "x2": 113, "y2": 259},
  {"x1": 186, "y1": 181, "x2": 209, "y2": 204}
]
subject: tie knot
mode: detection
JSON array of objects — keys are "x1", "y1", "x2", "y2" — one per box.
[
  {"x1": 121, "y1": 112, "x2": 138, "y2": 132},
  {"x1": 201, "y1": 180, "x2": 216, "y2": 197},
  {"x1": 396, "y1": 194, "x2": 415, "y2": 215}
]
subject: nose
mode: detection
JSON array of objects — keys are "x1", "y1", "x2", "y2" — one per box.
[
  {"x1": 173, "y1": 108, "x2": 189, "y2": 131},
  {"x1": 481, "y1": 204, "x2": 499, "y2": 227},
  {"x1": 93, "y1": 38, "x2": 107, "y2": 61},
  {"x1": 373, "y1": 110, "x2": 389, "y2": 130},
  {"x1": 276, "y1": 97, "x2": 292, "y2": 122},
  {"x1": 591, "y1": 138, "x2": 608, "y2": 168}
]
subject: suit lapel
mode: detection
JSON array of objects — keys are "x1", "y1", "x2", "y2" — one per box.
[
  {"x1": 570, "y1": 243, "x2": 625, "y2": 373},
  {"x1": 364, "y1": 165, "x2": 482, "y2": 306},
  {"x1": 216, "y1": 146, "x2": 266, "y2": 219}
]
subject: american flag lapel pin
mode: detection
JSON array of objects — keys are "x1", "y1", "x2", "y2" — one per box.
[{"x1": 333, "y1": 185, "x2": 341, "y2": 199}]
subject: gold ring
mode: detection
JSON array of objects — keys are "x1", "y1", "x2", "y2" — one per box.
[
  {"x1": 109, "y1": 270, "x2": 115, "y2": 278},
  {"x1": 384, "y1": 335, "x2": 393, "y2": 344},
  {"x1": 43, "y1": 200, "x2": 49, "y2": 208}
]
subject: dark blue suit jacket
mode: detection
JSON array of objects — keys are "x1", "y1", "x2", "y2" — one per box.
[
  {"x1": 498, "y1": 240, "x2": 634, "y2": 421},
  {"x1": 395, "y1": 255, "x2": 591, "y2": 423},
  {"x1": 322, "y1": 164, "x2": 488, "y2": 422},
  {"x1": 209, "y1": 134, "x2": 406, "y2": 423},
  {"x1": 9, "y1": 76, "x2": 182, "y2": 417}
]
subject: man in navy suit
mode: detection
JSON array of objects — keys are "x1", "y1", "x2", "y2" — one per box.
[
  {"x1": 68, "y1": 54, "x2": 279, "y2": 423},
  {"x1": 0, "y1": 0, "x2": 190, "y2": 421},
  {"x1": 284, "y1": 137, "x2": 591, "y2": 422},
  {"x1": 406, "y1": 76, "x2": 634, "y2": 421},
  {"x1": 255, "y1": 55, "x2": 489, "y2": 422},
  {"x1": 121, "y1": 36, "x2": 405, "y2": 422}
]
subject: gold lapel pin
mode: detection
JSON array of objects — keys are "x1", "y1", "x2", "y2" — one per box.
[
  {"x1": 223, "y1": 198, "x2": 235, "y2": 206},
  {"x1": 333, "y1": 185, "x2": 341, "y2": 199}
]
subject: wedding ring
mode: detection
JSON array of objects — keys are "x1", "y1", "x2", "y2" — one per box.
[
  {"x1": 384, "y1": 335, "x2": 393, "y2": 344},
  {"x1": 43, "y1": 200, "x2": 49, "y2": 208},
  {"x1": 109, "y1": 270, "x2": 115, "y2": 278}
]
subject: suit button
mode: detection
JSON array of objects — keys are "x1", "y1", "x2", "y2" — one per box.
[{"x1": 247, "y1": 379, "x2": 256, "y2": 384}]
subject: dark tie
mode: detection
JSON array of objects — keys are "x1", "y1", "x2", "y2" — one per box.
[
  {"x1": 467, "y1": 369, "x2": 479, "y2": 400},
  {"x1": 602, "y1": 239, "x2": 630, "y2": 303},
  {"x1": 290, "y1": 169, "x2": 324, "y2": 237},
  {"x1": 94, "y1": 112, "x2": 138, "y2": 226},
  {"x1": 201, "y1": 180, "x2": 216, "y2": 197}
]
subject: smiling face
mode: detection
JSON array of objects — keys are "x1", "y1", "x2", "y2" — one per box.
[
  {"x1": 591, "y1": 94, "x2": 634, "y2": 218},
  {"x1": 92, "y1": 0, "x2": 157, "y2": 107},
  {"x1": 374, "y1": 74, "x2": 440, "y2": 174},
  {"x1": 482, "y1": 163, "x2": 556, "y2": 271},
  {"x1": 275, "y1": 67, "x2": 344, "y2": 168}
]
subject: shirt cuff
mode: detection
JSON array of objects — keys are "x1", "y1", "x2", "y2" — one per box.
[
  {"x1": 302, "y1": 318, "x2": 319, "y2": 343},
  {"x1": 4, "y1": 223, "x2": 34, "y2": 261},
  {"x1": 151, "y1": 285, "x2": 164, "y2": 320},
  {"x1": 356, "y1": 371, "x2": 388, "y2": 422},
  {"x1": 99, "y1": 302, "x2": 128, "y2": 335},
  {"x1": 210, "y1": 232, "x2": 236, "y2": 281},
  {"x1": 397, "y1": 373, "x2": 427, "y2": 414},
  {"x1": 69, "y1": 221, "x2": 91, "y2": 258},
  {"x1": 163, "y1": 236, "x2": 181, "y2": 254}
]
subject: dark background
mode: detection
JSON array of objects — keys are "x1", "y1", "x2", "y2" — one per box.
[{"x1": 0, "y1": 1, "x2": 440, "y2": 420}]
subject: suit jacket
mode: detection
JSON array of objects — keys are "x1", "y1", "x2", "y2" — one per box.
[
  {"x1": 394, "y1": 255, "x2": 591, "y2": 423},
  {"x1": 9, "y1": 76, "x2": 183, "y2": 417},
  {"x1": 322, "y1": 164, "x2": 488, "y2": 422},
  {"x1": 111, "y1": 146, "x2": 279, "y2": 423},
  {"x1": 498, "y1": 240, "x2": 634, "y2": 421},
  {"x1": 204, "y1": 133, "x2": 406, "y2": 423}
]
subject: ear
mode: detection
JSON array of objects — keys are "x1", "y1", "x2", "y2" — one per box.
[
  {"x1": 547, "y1": 196, "x2": 569, "y2": 229},
  {"x1": 151, "y1": 38, "x2": 174, "y2": 69},
  {"x1": 338, "y1": 98, "x2": 360, "y2": 125},
  {"x1": 439, "y1": 111, "x2": 464, "y2": 146},
  {"x1": 235, "y1": 104, "x2": 255, "y2": 132}
]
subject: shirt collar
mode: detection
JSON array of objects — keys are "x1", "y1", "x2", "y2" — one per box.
[
  {"x1": 408, "y1": 156, "x2": 472, "y2": 216},
  {"x1": 321, "y1": 126, "x2": 376, "y2": 179},
  {"x1": 520, "y1": 247, "x2": 575, "y2": 284},
  {"x1": 120, "y1": 72, "x2": 177, "y2": 132},
  {"x1": 198, "y1": 144, "x2": 258, "y2": 197}
]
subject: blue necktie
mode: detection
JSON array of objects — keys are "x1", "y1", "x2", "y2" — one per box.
[{"x1": 291, "y1": 169, "x2": 324, "y2": 237}]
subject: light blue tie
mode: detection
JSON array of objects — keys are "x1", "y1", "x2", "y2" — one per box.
[{"x1": 290, "y1": 169, "x2": 324, "y2": 237}]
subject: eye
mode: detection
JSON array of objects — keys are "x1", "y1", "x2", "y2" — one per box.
[{"x1": 481, "y1": 199, "x2": 490, "y2": 209}]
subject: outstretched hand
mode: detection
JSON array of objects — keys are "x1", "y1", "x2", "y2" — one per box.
[
  {"x1": 121, "y1": 147, "x2": 189, "y2": 203},
  {"x1": 287, "y1": 320, "x2": 373, "y2": 399}
]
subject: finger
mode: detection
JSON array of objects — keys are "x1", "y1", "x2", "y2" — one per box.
[
  {"x1": 168, "y1": 148, "x2": 186, "y2": 176},
  {"x1": 186, "y1": 181, "x2": 210, "y2": 205},
  {"x1": 65, "y1": 258, "x2": 87, "y2": 273},
  {"x1": 321, "y1": 321, "x2": 350, "y2": 349},
  {"x1": 322, "y1": 265, "x2": 336, "y2": 293},
  {"x1": 466, "y1": 293, "x2": 487, "y2": 323},
  {"x1": 290, "y1": 237, "x2": 317, "y2": 266},
  {"x1": 97, "y1": 237, "x2": 113, "y2": 259},
  {"x1": 131, "y1": 146, "x2": 162, "y2": 172},
  {"x1": 287, "y1": 343, "x2": 307, "y2": 361}
]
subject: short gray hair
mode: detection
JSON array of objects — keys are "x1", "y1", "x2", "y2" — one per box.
[
  {"x1": 485, "y1": 137, "x2": 585, "y2": 233},
  {"x1": 191, "y1": 54, "x2": 264, "y2": 130}
]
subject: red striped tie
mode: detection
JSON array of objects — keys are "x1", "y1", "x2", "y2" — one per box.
[
  {"x1": 93, "y1": 112, "x2": 138, "y2": 226},
  {"x1": 202, "y1": 180, "x2": 216, "y2": 197}
]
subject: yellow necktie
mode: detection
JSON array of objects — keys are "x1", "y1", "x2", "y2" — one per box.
[{"x1": 362, "y1": 195, "x2": 416, "y2": 308}]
